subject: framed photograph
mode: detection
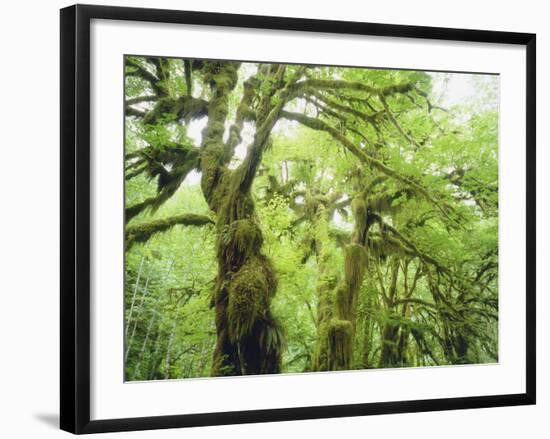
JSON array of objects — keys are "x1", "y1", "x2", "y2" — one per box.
[{"x1": 60, "y1": 4, "x2": 536, "y2": 434}]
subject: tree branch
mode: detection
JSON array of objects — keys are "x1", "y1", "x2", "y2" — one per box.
[
  {"x1": 126, "y1": 214, "x2": 215, "y2": 249},
  {"x1": 126, "y1": 95, "x2": 158, "y2": 106},
  {"x1": 141, "y1": 96, "x2": 209, "y2": 124},
  {"x1": 279, "y1": 110, "x2": 453, "y2": 220},
  {"x1": 294, "y1": 79, "x2": 415, "y2": 98},
  {"x1": 126, "y1": 58, "x2": 161, "y2": 94}
]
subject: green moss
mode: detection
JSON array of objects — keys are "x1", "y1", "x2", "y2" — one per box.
[
  {"x1": 351, "y1": 198, "x2": 367, "y2": 224},
  {"x1": 217, "y1": 218, "x2": 263, "y2": 268},
  {"x1": 335, "y1": 284, "x2": 350, "y2": 319},
  {"x1": 216, "y1": 189, "x2": 257, "y2": 228},
  {"x1": 344, "y1": 244, "x2": 367, "y2": 291},
  {"x1": 258, "y1": 318, "x2": 286, "y2": 355},
  {"x1": 125, "y1": 213, "x2": 214, "y2": 250},
  {"x1": 200, "y1": 144, "x2": 227, "y2": 205},
  {"x1": 232, "y1": 219, "x2": 263, "y2": 253},
  {"x1": 369, "y1": 193, "x2": 392, "y2": 213},
  {"x1": 226, "y1": 256, "x2": 276, "y2": 342},
  {"x1": 327, "y1": 319, "x2": 353, "y2": 370}
]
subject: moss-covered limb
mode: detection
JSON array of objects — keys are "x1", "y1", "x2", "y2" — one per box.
[
  {"x1": 125, "y1": 57, "x2": 196, "y2": 129},
  {"x1": 126, "y1": 197, "x2": 156, "y2": 223},
  {"x1": 183, "y1": 60, "x2": 193, "y2": 96},
  {"x1": 200, "y1": 62, "x2": 240, "y2": 210},
  {"x1": 232, "y1": 66, "x2": 305, "y2": 196},
  {"x1": 126, "y1": 107, "x2": 147, "y2": 118},
  {"x1": 125, "y1": 95, "x2": 158, "y2": 106},
  {"x1": 126, "y1": 57, "x2": 161, "y2": 94},
  {"x1": 125, "y1": 168, "x2": 195, "y2": 221},
  {"x1": 125, "y1": 56, "x2": 207, "y2": 123},
  {"x1": 302, "y1": 95, "x2": 348, "y2": 126},
  {"x1": 125, "y1": 142, "x2": 201, "y2": 221},
  {"x1": 147, "y1": 57, "x2": 170, "y2": 82},
  {"x1": 379, "y1": 95, "x2": 422, "y2": 149},
  {"x1": 125, "y1": 213, "x2": 215, "y2": 249},
  {"x1": 225, "y1": 74, "x2": 259, "y2": 159},
  {"x1": 364, "y1": 175, "x2": 388, "y2": 195},
  {"x1": 125, "y1": 141, "x2": 199, "y2": 181},
  {"x1": 279, "y1": 110, "x2": 454, "y2": 222},
  {"x1": 391, "y1": 297, "x2": 436, "y2": 309},
  {"x1": 141, "y1": 96, "x2": 209, "y2": 124},
  {"x1": 446, "y1": 168, "x2": 497, "y2": 216},
  {"x1": 411, "y1": 85, "x2": 447, "y2": 113},
  {"x1": 125, "y1": 163, "x2": 148, "y2": 181},
  {"x1": 369, "y1": 212, "x2": 451, "y2": 275},
  {"x1": 151, "y1": 160, "x2": 200, "y2": 214},
  {"x1": 304, "y1": 88, "x2": 382, "y2": 127},
  {"x1": 294, "y1": 78, "x2": 415, "y2": 99},
  {"x1": 367, "y1": 188, "x2": 415, "y2": 216}
]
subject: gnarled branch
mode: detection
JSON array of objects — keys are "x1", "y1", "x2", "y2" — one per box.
[{"x1": 125, "y1": 213, "x2": 215, "y2": 249}]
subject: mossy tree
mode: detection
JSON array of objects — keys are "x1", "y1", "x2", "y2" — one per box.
[{"x1": 124, "y1": 57, "x2": 499, "y2": 378}]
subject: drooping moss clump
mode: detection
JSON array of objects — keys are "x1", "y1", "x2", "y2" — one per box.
[
  {"x1": 327, "y1": 319, "x2": 353, "y2": 370},
  {"x1": 217, "y1": 219, "x2": 263, "y2": 269},
  {"x1": 351, "y1": 197, "x2": 367, "y2": 225},
  {"x1": 312, "y1": 192, "x2": 371, "y2": 372},
  {"x1": 227, "y1": 255, "x2": 275, "y2": 342},
  {"x1": 344, "y1": 244, "x2": 367, "y2": 293}
]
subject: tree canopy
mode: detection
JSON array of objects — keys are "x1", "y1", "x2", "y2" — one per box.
[{"x1": 123, "y1": 56, "x2": 498, "y2": 380}]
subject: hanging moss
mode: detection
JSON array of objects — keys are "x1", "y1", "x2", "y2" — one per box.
[
  {"x1": 227, "y1": 268, "x2": 264, "y2": 342},
  {"x1": 217, "y1": 219, "x2": 264, "y2": 274},
  {"x1": 218, "y1": 190, "x2": 257, "y2": 225},
  {"x1": 351, "y1": 197, "x2": 367, "y2": 224},
  {"x1": 328, "y1": 319, "x2": 353, "y2": 370},
  {"x1": 200, "y1": 143, "x2": 226, "y2": 204},
  {"x1": 335, "y1": 284, "x2": 350, "y2": 320},
  {"x1": 203, "y1": 61, "x2": 239, "y2": 94},
  {"x1": 226, "y1": 256, "x2": 277, "y2": 343},
  {"x1": 258, "y1": 317, "x2": 286, "y2": 356},
  {"x1": 232, "y1": 219, "x2": 262, "y2": 251},
  {"x1": 379, "y1": 323, "x2": 402, "y2": 368},
  {"x1": 344, "y1": 244, "x2": 367, "y2": 292}
]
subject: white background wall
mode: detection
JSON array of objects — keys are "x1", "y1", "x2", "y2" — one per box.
[{"x1": 0, "y1": 0, "x2": 546, "y2": 437}]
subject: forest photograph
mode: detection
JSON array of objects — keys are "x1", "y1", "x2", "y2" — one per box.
[{"x1": 123, "y1": 56, "x2": 499, "y2": 381}]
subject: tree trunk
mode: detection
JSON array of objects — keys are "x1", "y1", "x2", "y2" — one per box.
[
  {"x1": 312, "y1": 194, "x2": 370, "y2": 371},
  {"x1": 200, "y1": 62, "x2": 287, "y2": 376},
  {"x1": 311, "y1": 203, "x2": 338, "y2": 371}
]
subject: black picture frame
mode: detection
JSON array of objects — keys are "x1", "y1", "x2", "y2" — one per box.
[{"x1": 60, "y1": 4, "x2": 536, "y2": 434}]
